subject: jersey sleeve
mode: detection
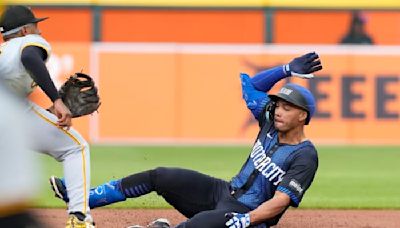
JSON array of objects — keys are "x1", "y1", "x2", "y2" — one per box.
[
  {"x1": 20, "y1": 35, "x2": 51, "y2": 61},
  {"x1": 277, "y1": 147, "x2": 318, "y2": 207},
  {"x1": 240, "y1": 73, "x2": 271, "y2": 121},
  {"x1": 250, "y1": 65, "x2": 289, "y2": 92},
  {"x1": 21, "y1": 46, "x2": 60, "y2": 102}
]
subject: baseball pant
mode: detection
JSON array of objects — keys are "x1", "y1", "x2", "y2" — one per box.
[{"x1": 28, "y1": 103, "x2": 91, "y2": 215}]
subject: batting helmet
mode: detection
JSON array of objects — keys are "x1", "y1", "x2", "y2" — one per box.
[
  {"x1": 0, "y1": 5, "x2": 48, "y2": 35},
  {"x1": 268, "y1": 83, "x2": 315, "y2": 125}
]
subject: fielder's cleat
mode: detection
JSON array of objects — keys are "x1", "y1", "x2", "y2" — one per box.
[
  {"x1": 49, "y1": 175, "x2": 70, "y2": 203},
  {"x1": 66, "y1": 212, "x2": 95, "y2": 228},
  {"x1": 126, "y1": 218, "x2": 171, "y2": 228}
]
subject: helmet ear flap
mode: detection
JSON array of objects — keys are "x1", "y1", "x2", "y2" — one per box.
[{"x1": 266, "y1": 101, "x2": 276, "y2": 122}]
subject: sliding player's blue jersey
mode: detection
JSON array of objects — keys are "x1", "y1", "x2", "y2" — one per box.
[{"x1": 230, "y1": 72, "x2": 318, "y2": 226}]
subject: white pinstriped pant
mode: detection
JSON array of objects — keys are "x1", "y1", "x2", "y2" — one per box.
[{"x1": 28, "y1": 102, "x2": 90, "y2": 216}]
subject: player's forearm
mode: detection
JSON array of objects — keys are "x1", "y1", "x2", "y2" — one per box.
[
  {"x1": 249, "y1": 192, "x2": 290, "y2": 225},
  {"x1": 21, "y1": 46, "x2": 59, "y2": 102},
  {"x1": 240, "y1": 73, "x2": 269, "y2": 119},
  {"x1": 250, "y1": 65, "x2": 289, "y2": 92}
]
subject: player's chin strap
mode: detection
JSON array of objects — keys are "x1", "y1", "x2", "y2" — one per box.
[{"x1": 265, "y1": 101, "x2": 275, "y2": 122}]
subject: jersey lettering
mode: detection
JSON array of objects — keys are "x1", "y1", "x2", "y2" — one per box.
[{"x1": 250, "y1": 140, "x2": 286, "y2": 186}]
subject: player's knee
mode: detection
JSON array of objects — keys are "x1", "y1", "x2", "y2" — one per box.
[
  {"x1": 150, "y1": 167, "x2": 166, "y2": 182},
  {"x1": 62, "y1": 140, "x2": 90, "y2": 160},
  {"x1": 80, "y1": 141, "x2": 90, "y2": 154},
  {"x1": 73, "y1": 141, "x2": 89, "y2": 155},
  {"x1": 150, "y1": 167, "x2": 174, "y2": 192}
]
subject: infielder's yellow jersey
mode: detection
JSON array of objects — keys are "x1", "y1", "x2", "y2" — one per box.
[{"x1": 0, "y1": 34, "x2": 51, "y2": 98}]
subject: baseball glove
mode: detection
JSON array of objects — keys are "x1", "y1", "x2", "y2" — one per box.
[{"x1": 59, "y1": 72, "x2": 100, "y2": 118}]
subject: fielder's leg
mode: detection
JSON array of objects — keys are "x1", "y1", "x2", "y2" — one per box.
[{"x1": 29, "y1": 104, "x2": 92, "y2": 225}]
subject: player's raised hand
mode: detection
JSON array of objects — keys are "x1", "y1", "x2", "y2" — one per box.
[
  {"x1": 53, "y1": 98, "x2": 72, "y2": 129},
  {"x1": 225, "y1": 212, "x2": 251, "y2": 228},
  {"x1": 285, "y1": 52, "x2": 322, "y2": 79}
]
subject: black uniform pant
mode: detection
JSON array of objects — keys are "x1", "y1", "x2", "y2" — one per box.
[{"x1": 121, "y1": 167, "x2": 252, "y2": 228}]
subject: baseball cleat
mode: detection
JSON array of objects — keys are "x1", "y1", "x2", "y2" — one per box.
[
  {"x1": 49, "y1": 175, "x2": 69, "y2": 203},
  {"x1": 66, "y1": 212, "x2": 95, "y2": 228},
  {"x1": 126, "y1": 218, "x2": 171, "y2": 228}
]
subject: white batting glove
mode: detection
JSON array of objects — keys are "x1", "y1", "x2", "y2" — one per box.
[
  {"x1": 225, "y1": 213, "x2": 251, "y2": 228},
  {"x1": 283, "y1": 64, "x2": 314, "y2": 79}
]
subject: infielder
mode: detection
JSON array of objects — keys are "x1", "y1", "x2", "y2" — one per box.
[
  {"x1": 51, "y1": 53, "x2": 322, "y2": 228},
  {"x1": 0, "y1": 6, "x2": 94, "y2": 227},
  {"x1": 0, "y1": 82, "x2": 44, "y2": 228}
]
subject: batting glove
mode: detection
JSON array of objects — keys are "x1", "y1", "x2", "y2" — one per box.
[
  {"x1": 225, "y1": 213, "x2": 251, "y2": 228},
  {"x1": 284, "y1": 52, "x2": 322, "y2": 79}
]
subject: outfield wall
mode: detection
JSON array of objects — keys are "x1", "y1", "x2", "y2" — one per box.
[
  {"x1": 30, "y1": 44, "x2": 400, "y2": 145},
  {"x1": 8, "y1": 0, "x2": 400, "y2": 8},
  {"x1": 16, "y1": 7, "x2": 400, "y2": 45}
]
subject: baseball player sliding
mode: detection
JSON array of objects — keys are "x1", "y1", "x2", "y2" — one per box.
[
  {"x1": 0, "y1": 6, "x2": 94, "y2": 228},
  {"x1": 51, "y1": 53, "x2": 322, "y2": 228}
]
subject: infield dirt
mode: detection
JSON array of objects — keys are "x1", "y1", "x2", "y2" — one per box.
[{"x1": 33, "y1": 208, "x2": 400, "y2": 227}]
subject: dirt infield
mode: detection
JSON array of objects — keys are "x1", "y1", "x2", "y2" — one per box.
[{"x1": 33, "y1": 208, "x2": 400, "y2": 228}]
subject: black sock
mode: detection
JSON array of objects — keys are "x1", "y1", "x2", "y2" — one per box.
[
  {"x1": 69, "y1": 211, "x2": 86, "y2": 221},
  {"x1": 120, "y1": 170, "x2": 154, "y2": 198}
]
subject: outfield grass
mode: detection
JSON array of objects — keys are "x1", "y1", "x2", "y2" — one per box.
[{"x1": 34, "y1": 145, "x2": 400, "y2": 209}]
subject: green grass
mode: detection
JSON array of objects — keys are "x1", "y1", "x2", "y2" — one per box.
[
  {"x1": 303, "y1": 146, "x2": 400, "y2": 209},
  {"x1": 34, "y1": 145, "x2": 400, "y2": 209}
]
